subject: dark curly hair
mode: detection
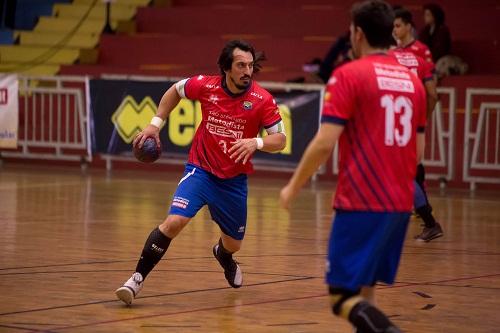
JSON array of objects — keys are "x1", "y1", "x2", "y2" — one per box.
[{"x1": 217, "y1": 40, "x2": 266, "y2": 75}]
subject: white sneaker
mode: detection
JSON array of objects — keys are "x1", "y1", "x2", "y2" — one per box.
[{"x1": 115, "y1": 272, "x2": 143, "y2": 305}]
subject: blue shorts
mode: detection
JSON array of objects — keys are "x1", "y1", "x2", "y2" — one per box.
[
  {"x1": 168, "y1": 163, "x2": 248, "y2": 240},
  {"x1": 326, "y1": 210, "x2": 410, "y2": 291}
]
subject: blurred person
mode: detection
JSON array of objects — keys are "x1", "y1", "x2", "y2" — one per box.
[
  {"x1": 280, "y1": 1, "x2": 426, "y2": 332},
  {"x1": 419, "y1": 3, "x2": 451, "y2": 62},
  {"x1": 115, "y1": 39, "x2": 286, "y2": 305},
  {"x1": 388, "y1": 47, "x2": 443, "y2": 242},
  {"x1": 392, "y1": 6, "x2": 443, "y2": 242},
  {"x1": 393, "y1": 7, "x2": 433, "y2": 63}
]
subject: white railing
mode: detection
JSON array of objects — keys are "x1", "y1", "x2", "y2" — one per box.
[
  {"x1": 463, "y1": 88, "x2": 500, "y2": 190},
  {"x1": 0, "y1": 75, "x2": 91, "y2": 163},
  {"x1": 422, "y1": 87, "x2": 456, "y2": 183}
]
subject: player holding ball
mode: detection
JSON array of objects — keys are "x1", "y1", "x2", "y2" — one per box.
[{"x1": 116, "y1": 39, "x2": 286, "y2": 305}]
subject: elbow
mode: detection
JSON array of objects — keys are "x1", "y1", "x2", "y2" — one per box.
[{"x1": 277, "y1": 134, "x2": 287, "y2": 151}]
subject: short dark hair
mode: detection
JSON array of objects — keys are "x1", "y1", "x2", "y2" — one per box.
[
  {"x1": 394, "y1": 7, "x2": 414, "y2": 26},
  {"x1": 217, "y1": 39, "x2": 266, "y2": 75},
  {"x1": 351, "y1": 0, "x2": 395, "y2": 49}
]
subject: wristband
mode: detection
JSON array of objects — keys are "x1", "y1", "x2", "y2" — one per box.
[
  {"x1": 150, "y1": 116, "x2": 163, "y2": 129},
  {"x1": 255, "y1": 137, "x2": 264, "y2": 150}
]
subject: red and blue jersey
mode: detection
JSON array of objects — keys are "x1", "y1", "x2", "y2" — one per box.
[
  {"x1": 388, "y1": 49, "x2": 435, "y2": 83},
  {"x1": 399, "y1": 40, "x2": 433, "y2": 64},
  {"x1": 178, "y1": 75, "x2": 281, "y2": 179},
  {"x1": 322, "y1": 54, "x2": 426, "y2": 212}
]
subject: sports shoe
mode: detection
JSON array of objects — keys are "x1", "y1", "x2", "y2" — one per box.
[
  {"x1": 213, "y1": 244, "x2": 242, "y2": 288},
  {"x1": 115, "y1": 272, "x2": 143, "y2": 305},
  {"x1": 415, "y1": 222, "x2": 444, "y2": 242}
]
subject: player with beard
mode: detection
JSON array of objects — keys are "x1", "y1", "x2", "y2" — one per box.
[{"x1": 116, "y1": 39, "x2": 286, "y2": 305}]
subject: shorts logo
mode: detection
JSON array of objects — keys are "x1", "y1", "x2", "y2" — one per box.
[
  {"x1": 172, "y1": 196, "x2": 189, "y2": 209},
  {"x1": 242, "y1": 101, "x2": 252, "y2": 110},
  {"x1": 238, "y1": 226, "x2": 245, "y2": 233}
]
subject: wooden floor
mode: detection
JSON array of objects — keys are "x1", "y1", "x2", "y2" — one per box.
[{"x1": 1, "y1": 164, "x2": 499, "y2": 333}]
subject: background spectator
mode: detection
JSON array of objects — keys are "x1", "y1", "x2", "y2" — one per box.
[{"x1": 419, "y1": 3, "x2": 451, "y2": 62}]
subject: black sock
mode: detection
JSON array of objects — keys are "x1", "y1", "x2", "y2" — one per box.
[
  {"x1": 416, "y1": 163, "x2": 426, "y2": 188},
  {"x1": 135, "y1": 227, "x2": 172, "y2": 279},
  {"x1": 217, "y1": 238, "x2": 234, "y2": 262},
  {"x1": 348, "y1": 301, "x2": 401, "y2": 333},
  {"x1": 416, "y1": 204, "x2": 436, "y2": 228}
]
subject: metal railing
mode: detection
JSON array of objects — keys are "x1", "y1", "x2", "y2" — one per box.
[
  {"x1": 422, "y1": 87, "x2": 456, "y2": 183},
  {"x1": 463, "y1": 88, "x2": 500, "y2": 190},
  {"x1": 0, "y1": 75, "x2": 91, "y2": 163}
]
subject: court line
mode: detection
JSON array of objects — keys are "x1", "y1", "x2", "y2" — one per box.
[
  {"x1": 1, "y1": 245, "x2": 498, "y2": 272},
  {"x1": 0, "y1": 324, "x2": 45, "y2": 332},
  {"x1": 266, "y1": 322, "x2": 319, "y2": 326},
  {"x1": 2, "y1": 273, "x2": 498, "y2": 331},
  {"x1": 0, "y1": 254, "x2": 327, "y2": 271},
  {"x1": 11, "y1": 293, "x2": 333, "y2": 332},
  {"x1": 0, "y1": 277, "x2": 314, "y2": 317},
  {"x1": 0, "y1": 269, "x2": 312, "y2": 279}
]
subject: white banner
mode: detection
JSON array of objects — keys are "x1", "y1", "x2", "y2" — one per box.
[{"x1": 0, "y1": 74, "x2": 19, "y2": 148}]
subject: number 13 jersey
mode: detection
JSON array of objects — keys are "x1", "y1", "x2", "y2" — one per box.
[{"x1": 322, "y1": 54, "x2": 427, "y2": 212}]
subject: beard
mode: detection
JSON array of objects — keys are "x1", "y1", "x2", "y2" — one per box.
[{"x1": 231, "y1": 75, "x2": 251, "y2": 90}]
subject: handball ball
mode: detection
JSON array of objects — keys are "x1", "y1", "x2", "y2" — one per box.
[{"x1": 133, "y1": 137, "x2": 161, "y2": 163}]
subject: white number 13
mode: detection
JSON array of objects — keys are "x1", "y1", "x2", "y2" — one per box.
[{"x1": 381, "y1": 94, "x2": 413, "y2": 147}]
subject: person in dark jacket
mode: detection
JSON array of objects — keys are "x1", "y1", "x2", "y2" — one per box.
[{"x1": 419, "y1": 3, "x2": 451, "y2": 62}]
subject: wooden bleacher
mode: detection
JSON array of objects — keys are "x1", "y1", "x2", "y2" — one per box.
[
  {"x1": 57, "y1": 0, "x2": 500, "y2": 80},
  {"x1": 0, "y1": 0, "x2": 151, "y2": 76}
]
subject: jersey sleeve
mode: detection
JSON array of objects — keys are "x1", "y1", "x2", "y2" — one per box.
[
  {"x1": 179, "y1": 75, "x2": 208, "y2": 100},
  {"x1": 261, "y1": 96, "x2": 282, "y2": 129},
  {"x1": 321, "y1": 67, "x2": 355, "y2": 125}
]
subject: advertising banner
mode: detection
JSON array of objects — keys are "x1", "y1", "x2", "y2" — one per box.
[
  {"x1": 0, "y1": 75, "x2": 19, "y2": 148},
  {"x1": 90, "y1": 78, "x2": 321, "y2": 164}
]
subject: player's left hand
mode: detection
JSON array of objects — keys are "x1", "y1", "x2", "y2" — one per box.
[{"x1": 229, "y1": 138, "x2": 258, "y2": 164}]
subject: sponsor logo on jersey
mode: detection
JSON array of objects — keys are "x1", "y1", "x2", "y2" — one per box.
[
  {"x1": 377, "y1": 77, "x2": 415, "y2": 93},
  {"x1": 242, "y1": 101, "x2": 253, "y2": 110},
  {"x1": 209, "y1": 94, "x2": 219, "y2": 104},
  {"x1": 250, "y1": 92, "x2": 263, "y2": 99},
  {"x1": 206, "y1": 123, "x2": 243, "y2": 139}
]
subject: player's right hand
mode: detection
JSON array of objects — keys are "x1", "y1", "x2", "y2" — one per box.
[{"x1": 133, "y1": 125, "x2": 160, "y2": 148}]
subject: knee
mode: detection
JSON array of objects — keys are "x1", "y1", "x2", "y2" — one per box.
[{"x1": 159, "y1": 215, "x2": 190, "y2": 238}]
